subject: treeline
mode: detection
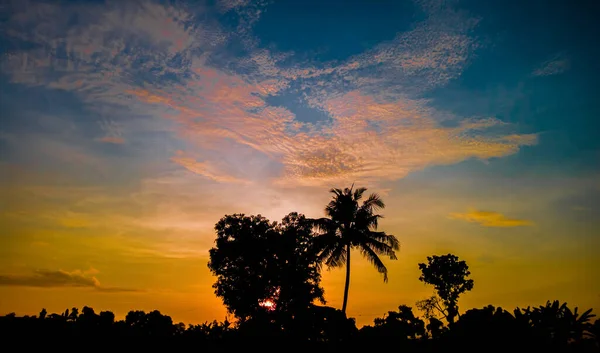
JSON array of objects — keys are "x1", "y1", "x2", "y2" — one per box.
[{"x1": 1, "y1": 300, "x2": 598, "y2": 351}]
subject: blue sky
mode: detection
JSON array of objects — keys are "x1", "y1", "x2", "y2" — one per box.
[{"x1": 0, "y1": 0, "x2": 598, "y2": 325}]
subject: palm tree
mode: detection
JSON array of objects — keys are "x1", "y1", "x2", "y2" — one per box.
[{"x1": 311, "y1": 184, "x2": 400, "y2": 314}]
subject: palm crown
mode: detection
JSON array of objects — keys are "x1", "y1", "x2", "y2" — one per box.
[{"x1": 311, "y1": 185, "x2": 400, "y2": 313}]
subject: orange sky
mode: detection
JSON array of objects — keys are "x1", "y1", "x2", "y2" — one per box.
[
  {"x1": 1, "y1": 0, "x2": 599, "y2": 328},
  {"x1": 2, "y1": 171, "x2": 598, "y2": 327}
]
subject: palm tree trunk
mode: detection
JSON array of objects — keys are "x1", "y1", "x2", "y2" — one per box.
[{"x1": 341, "y1": 244, "x2": 351, "y2": 314}]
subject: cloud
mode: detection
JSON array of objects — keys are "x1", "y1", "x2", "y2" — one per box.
[
  {"x1": 0, "y1": 269, "x2": 140, "y2": 292},
  {"x1": 127, "y1": 67, "x2": 536, "y2": 187},
  {"x1": 97, "y1": 136, "x2": 125, "y2": 144},
  {"x1": 217, "y1": 0, "x2": 252, "y2": 12},
  {"x1": 532, "y1": 53, "x2": 570, "y2": 77},
  {"x1": 170, "y1": 150, "x2": 250, "y2": 184},
  {"x1": 0, "y1": 0, "x2": 539, "y2": 196},
  {"x1": 274, "y1": 92, "x2": 537, "y2": 186},
  {"x1": 97, "y1": 119, "x2": 125, "y2": 144},
  {"x1": 448, "y1": 209, "x2": 534, "y2": 227}
]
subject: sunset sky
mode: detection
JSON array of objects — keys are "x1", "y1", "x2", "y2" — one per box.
[{"x1": 1, "y1": 0, "x2": 598, "y2": 327}]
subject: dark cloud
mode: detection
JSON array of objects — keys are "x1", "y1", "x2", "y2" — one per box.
[{"x1": 0, "y1": 269, "x2": 141, "y2": 292}]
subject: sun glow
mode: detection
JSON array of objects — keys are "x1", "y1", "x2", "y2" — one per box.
[
  {"x1": 258, "y1": 288, "x2": 280, "y2": 311},
  {"x1": 259, "y1": 299, "x2": 276, "y2": 311}
]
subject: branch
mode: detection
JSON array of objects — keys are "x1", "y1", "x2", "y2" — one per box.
[{"x1": 432, "y1": 299, "x2": 448, "y2": 320}]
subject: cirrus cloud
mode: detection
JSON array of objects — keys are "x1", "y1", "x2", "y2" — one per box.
[
  {"x1": 0, "y1": 0, "x2": 537, "y2": 191},
  {"x1": 532, "y1": 52, "x2": 570, "y2": 77}
]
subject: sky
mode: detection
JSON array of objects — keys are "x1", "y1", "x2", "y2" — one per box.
[{"x1": 0, "y1": 0, "x2": 598, "y2": 327}]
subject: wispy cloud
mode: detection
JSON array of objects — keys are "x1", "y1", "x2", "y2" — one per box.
[
  {"x1": 448, "y1": 209, "x2": 534, "y2": 228},
  {"x1": 97, "y1": 119, "x2": 125, "y2": 144},
  {"x1": 0, "y1": 0, "x2": 536, "y2": 192},
  {"x1": 0, "y1": 269, "x2": 140, "y2": 292},
  {"x1": 532, "y1": 52, "x2": 570, "y2": 77},
  {"x1": 0, "y1": 0, "x2": 543, "y2": 245},
  {"x1": 171, "y1": 150, "x2": 250, "y2": 184}
]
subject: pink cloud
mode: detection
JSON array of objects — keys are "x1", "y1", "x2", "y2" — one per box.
[
  {"x1": 1, "y1": 0, "x2": 536, "y2": 191},
  {"x1": 98, "y1": 136, "x2": 125, "y2": 144},
  {"x1": 170, "y1": 150, "x2": 249, "y2": 184},
  {"x1": 127, "y1": 66, "x2": 537, "y2": 187}
]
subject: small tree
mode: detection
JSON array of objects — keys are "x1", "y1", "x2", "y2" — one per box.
[{"x1": 417, "y1": 254, "x2": 474, "y2": 325}]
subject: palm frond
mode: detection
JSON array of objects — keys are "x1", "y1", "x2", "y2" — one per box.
[
  {"x1": 324, "y1": 242, "x2": 347, "y2": 268},
  {"x1": 361, "y1": 193, "x2": 385, "y2": 212},
  {"x1": 329, "y1": 188, "x2": 344, "y2": 197},
  {"x1": 362, "y1": 236, "x2": 399, "y2": 259},
  {"x1": 366, "y1": 231, "x2": 400, "y2": 251},
  {"x1": 314, "y1": 243, "x2": 337, "y2": 269},
  {"x1": 353, "y1": 187, "x2": 368, "y2": 201},
  {"x1": 359, "y1": 244, "x2": 389, "y2": 282},
  {"x1": 308, "y1": 217, "x2": 336, "y2": 234},
  {"x1": 355, "y1": 211, "x2": 382, "y2": 230}
]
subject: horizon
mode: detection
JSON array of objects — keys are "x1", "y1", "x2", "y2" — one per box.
[{"x1": 1, "y1": 0, "x2": 599, "y2": 328}]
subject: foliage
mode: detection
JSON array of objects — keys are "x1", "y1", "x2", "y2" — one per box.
[
  {"x1": 3, "y1": 302, "x2": 597, "y2": 350},
  {"x1": 519, "y1": 300, "x2": 597, "y2": 348},
  {"x1": 417, "y1": 253, "x2": 474, "y2": 324},
  {"x1": 366, "y1": 305, "x2": 426, "y2": 339},
  {"x1": 207, "y1": 212, "x2": 325, "y2": 322},
  {"x1": 311, "y1": 185, "x2": 399, "y2": 313},
  {"x1": 4, "y1": 187, "x2": 598, "y2": 351}
]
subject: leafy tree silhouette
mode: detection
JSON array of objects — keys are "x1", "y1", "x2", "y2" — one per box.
[
  {"x1": 311, "y1": 185, "x2": 399, "y2": 314},
  {"x1": 207, "y1": 212, "x2": 325, "y2": 325},
  {"x1": 451, "y1": 305, "x2": 531, "y2": 349},
  {"x1": 370, "y1": 305, "x2": 426, "y2": 339},
  {"x1": 125, "y1": 310, "x2": 174, "y2": 337},
  {"x1": 0, "y1": 302, "x2": 598, "y2": 350},
  {"x1": 426, "y1": 317, "x2": 445, "y2": 339},
  {"x1": 99, "y1": 311, "x2": 115, "y2": 325},
  {"x1": 68, "y1": 307, "x2": 78, "y2": 321},
  {"x1": 416, "y1": 254, "x2": 474, "y2": 325},
  {"x1": 523, "y1": 300, "x2": 596, "y2": 348}
]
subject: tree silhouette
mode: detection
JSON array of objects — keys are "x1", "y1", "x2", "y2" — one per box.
[
  {"x1": 524, "y1": 300, "x2": 596, "y2": 348},
  {"x1": 451, "y1": 305, "x2": 531, "y2": 349},
  {"x1": 0, "y1": 301, "x2": 598, "y2": 350},
  {"x1": 417, "y1": 254, "x2": 474, "y2": 325},
  {"x1": 99, "y1": 311, "x2": 115, "y2": 325},
  {"x1": 125, "y1": 310, "x2": 174, "y2": 337},
  {"x1": 207, "y1": 213, "x2": 325, "y2": 323},
  {"x1": 371, "y1": 305, "x2": 426, "y2": 339},
  {"x1": 68, "y1": 307, "x2": 78, "y2": 321},
  {"x1": 272, "y1": 213, "x2": 326, "y2": 315},
  {"x1": 426, "y1": 317, "x2": 445, "y2": 339},
  {"x1": 311, "y1": 185, "x2": 399, "y2": 314}
]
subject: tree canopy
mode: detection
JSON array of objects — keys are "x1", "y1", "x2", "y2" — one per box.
[
  {"x1": 417, "y1": 254, "x2": 474, "y2": 324},
  {"x1": 311, "y1": 185, "x2": 399, "y2": 313},
  {"x1": 207, "y1": 212, "x2": 325, "y2": 322}
]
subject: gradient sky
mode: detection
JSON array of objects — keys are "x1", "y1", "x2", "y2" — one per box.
[{"x1": 1, "y1": 0, "x2": 598, "y2": 327}]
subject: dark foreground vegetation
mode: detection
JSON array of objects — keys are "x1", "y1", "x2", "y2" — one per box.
[
  {"x1": 1, "y1": 301, "x2": 598, "y2": 351},
  {"x1": 2, "y1": 186, "x2": 598, "y2": 351}
]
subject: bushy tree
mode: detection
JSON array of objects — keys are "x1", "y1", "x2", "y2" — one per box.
[{"x1": 208, "y1": 213, "x2": 325, "y2": 323}]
